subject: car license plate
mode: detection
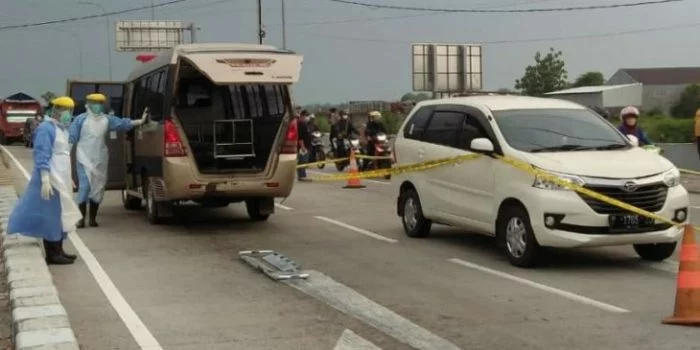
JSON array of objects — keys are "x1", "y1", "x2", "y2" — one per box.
[{"x1": 608, "y1": 214, "x2": 654, "y2": 232}]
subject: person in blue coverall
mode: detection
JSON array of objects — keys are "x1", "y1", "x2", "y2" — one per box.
[
  {"x1": 7, "y1": 97, "x2": 83, "y2": 265},
  {"x1": 69, "y1": 93, "x2": 149, "y2": 228}
]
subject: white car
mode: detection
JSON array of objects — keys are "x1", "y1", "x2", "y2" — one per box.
[{"x1": 393, "y1": 96, "x2": 689, "y2": 267}]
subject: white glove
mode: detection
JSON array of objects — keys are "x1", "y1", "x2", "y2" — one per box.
[
  {"x1": 131, "y1": 107, "x2": 149, "y2": 126},
  {"x1": 40, "y1": 170, "x2": 53, "y2": 201}
]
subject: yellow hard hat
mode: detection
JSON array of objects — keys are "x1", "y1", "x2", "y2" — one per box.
[
  {"x1": 51, "y1": 96, "x2": 75, "y2": 109},
  {"x1": 86, "y1": 93, "x2": 107, "y2": 103}
]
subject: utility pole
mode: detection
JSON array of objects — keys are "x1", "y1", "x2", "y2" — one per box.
[
  {"x1": 281, "y1": 0, "x2": 286, "y2": 49},
  {"x1": 257, "y1": 0, "x2": 264, "y2": 44}
]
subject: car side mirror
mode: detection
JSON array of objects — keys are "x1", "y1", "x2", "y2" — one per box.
[
  {"x1": 470, "y1": 138, "x2": 494, "y2": 153},
  {"x1": 626, "y1": 134, "x2": 639, "y2": 147}
]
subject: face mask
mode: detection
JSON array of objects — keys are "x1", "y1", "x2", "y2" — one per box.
[
  {"x1": 59, "y1": 111, "x2": 72, "y2": 125},
  {"x1": 88, "y1": 104, "x2": 103, "y2": 115},
  {"x1": 342, "y1": 115, "x2": 348, "y2": 120}
]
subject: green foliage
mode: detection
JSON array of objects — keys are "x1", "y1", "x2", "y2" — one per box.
[
  {"x1": 639, "y1": 114, "x2": 694, "y2": 143},
  {"x1": 572, "y1": 71, "x2": 605, "y2": 87},
  {"x1": 400, "y1": 92, "x2": 431, "y2": 102},
  {"x1": 671, "y1": 84, "x2": 700, "y2": 118},
  {"x1": 40, "y1": 91, "x2": 56, "y2": 105},
  {"x1": 314, "y1": 114, "x2": 331, "y2": 133},
  {"x1": 379, "y1": 112, "x2": 403, "y2": 134},
  {"x1": 515, "y1": 48, "x2": 568, "y2": 96}
]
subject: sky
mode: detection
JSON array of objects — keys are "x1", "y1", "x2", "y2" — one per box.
[{"x1": 0, "y1": 0, "x2": 698, "y2": 105}]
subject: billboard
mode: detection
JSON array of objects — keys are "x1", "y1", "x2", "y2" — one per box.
[
  {"x1": 412, "y1": 43, "x2": 483, "y2": 93},
  {"x1": 116, "y1": 20, "x2": 192, "y2": 52}
]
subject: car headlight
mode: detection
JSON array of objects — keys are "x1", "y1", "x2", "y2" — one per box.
[
  {"x1": 533, "y1": 171, "x2": 585, "y2": 191},
  {"x1": 663, "y1": 168, "x2": 681, "y2": 187}
]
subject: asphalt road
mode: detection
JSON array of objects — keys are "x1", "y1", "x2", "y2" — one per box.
[{"x1": 4, "y1": 144, "x2": 700, "y2": 350}]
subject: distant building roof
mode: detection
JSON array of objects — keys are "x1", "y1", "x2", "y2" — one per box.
[
  {"x1": 545, "y1": 83, "x2": 641, "y2": 95},
  {"x1": 616, "y1": 67, "x2": 700, "y2": 85}
]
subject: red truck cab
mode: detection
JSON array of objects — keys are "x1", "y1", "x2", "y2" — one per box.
[{"x1": 0, "y1": 92, "x2": 41, "y2": 145}]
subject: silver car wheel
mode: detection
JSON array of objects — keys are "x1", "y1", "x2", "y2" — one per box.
[{"x1": 506, "y1": 217, "x2": 527, "y2": 258}]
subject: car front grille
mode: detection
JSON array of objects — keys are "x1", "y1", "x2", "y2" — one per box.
[{"x1": 578, "y1": 183, "x2": 668, "y2": 215}]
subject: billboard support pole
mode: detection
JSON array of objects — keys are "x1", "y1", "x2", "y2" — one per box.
[
  {"x1": 189, "y1": 23, "x2": 196, "y2": 43},
  {"x1": 281, "y1": 0, "x2": 286, "y2": 49},
  {"x1": 258, "y1": 0, "x2": 264, "y2": 44}
]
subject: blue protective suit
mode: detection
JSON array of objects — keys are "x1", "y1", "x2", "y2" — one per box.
[
  {"x1": 7, "y1": 120, "x2": 82, "y2": 241},
  {"x1": 69, "y1": 112, "x2": 135, "y2": 204},
  {"x1": 618, "y1": 124, "x2": 653, "y2": 146}
]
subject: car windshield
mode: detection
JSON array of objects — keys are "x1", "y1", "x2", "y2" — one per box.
[{"x1": 493, "y1": 108, "x2": 630, "y2": 153}]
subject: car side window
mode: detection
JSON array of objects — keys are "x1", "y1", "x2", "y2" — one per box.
[
  {"x1": 422, "y1": 111, "x2": 464, "y2": 147},
  {"x1": 457, "y1": 115, "x2": 489, "y2": 151},
  {"x1": 403, "y1": 106, "x2": 433, "y2": 140}
]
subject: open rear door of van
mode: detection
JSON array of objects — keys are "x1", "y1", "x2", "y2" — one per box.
[{"x1": 66, "y1": 80, "x2": 127, "y2": 191}]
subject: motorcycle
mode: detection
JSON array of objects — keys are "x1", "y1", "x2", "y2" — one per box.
[
  {"x1": 627, "y1": 134, "x2": 664, "y2": 155},
  {"x1": 310, "y1": 130, "x2": 326, "y2": 169},
  {"x1": 333, "y1": 134, "x2": 362, "y2": 172},
  {"x1": 362, "y1": 132, "x2": 393, "y2": 180}
]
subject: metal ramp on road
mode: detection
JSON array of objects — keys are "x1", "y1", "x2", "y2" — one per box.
[{"x1": 239, "y1": 250, "x2": 309, "y2": 281}]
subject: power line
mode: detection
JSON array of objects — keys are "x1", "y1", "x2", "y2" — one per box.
[
  {"x1": 323, "y1": 0, "x2": 684, "y2": 13},
  {"x1": 0, "y1": 0, "x2": 195, "y2": 31},
  {"x1": 291, "y1": 19, "x2": 700, "y2": 45}
]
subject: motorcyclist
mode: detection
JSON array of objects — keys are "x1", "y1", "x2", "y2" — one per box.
[
  {"x1": 618, "y1": 106, "x2": 653, "y2": 146},
  {"x1": 364, "y1": 110, "x2": 387, "y2": 157},
  {"x1": 332, "y1": 110, "x2": 359, "y2": 157},
  {"x1": 306, "y1": 113, "x2": 320, "y2": 133},
  {"x1": 328, "y1": 108, "x2": 340, "y2": 153}
]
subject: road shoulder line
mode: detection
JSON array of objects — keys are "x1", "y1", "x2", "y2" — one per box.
[
  {"x1": 449, "y1": 258, "x2": 630, "y2": 313},
  {"x1": 315, "y1": 216, "x2": 398, "y2": 243}
]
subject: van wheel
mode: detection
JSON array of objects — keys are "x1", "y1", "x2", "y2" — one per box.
[
  {"x1": 145, "y1": 181, "x2": 163, "y2": 224},
  {"x1": 246, "y1": 198, "x2": 272, "y2": 221},
  {"x1": 498, "y1": 205, "x2": 541, "y2": 268},
  {"x1": 634, "y1": 242, "x2": 676, "y2": 261},
  {"x1": 122, "y1": 189, "x2": 142, "y2": 210},
  {"x1": 399, "y1": 189, "x2": 431, "y2": 238}
]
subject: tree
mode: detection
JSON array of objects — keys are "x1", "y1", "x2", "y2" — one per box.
[
  {"x1": 400, "y1": 92, "x2": 430, "y2": 102},
  {"x1": 671, "y1": 84, "x2": 700, "y2": 118},
  {"x1": 515, "y1": 48, "x2": 568, "y2": 96},
  {"x1": 40, "y1": 91, "x2": 56, "y2": 105},
  {"x1": 572, "y1": 71, "x2": 605, "y2": 87}
]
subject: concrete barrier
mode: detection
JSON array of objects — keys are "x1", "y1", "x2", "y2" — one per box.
[
  {"x1": 0, "y1": 147, "x2": 79, "y2": 350},
  {"x1": 658, "y1": 143, "x2": 700, "y2": 172}
]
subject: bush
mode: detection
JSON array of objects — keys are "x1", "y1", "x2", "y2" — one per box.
[
  {"x1": 380, "y1": 112, "x2": 404, "y2": 134},
  {"x1": 314, "y1": 115, "x2": 331, "y2": 133},
  {"x1": 640, "y1": 114, "x2": 694, "y2": 143}
]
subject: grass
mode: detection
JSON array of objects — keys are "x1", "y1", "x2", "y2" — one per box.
[{"x1": 639, "y1": 115, "x2": 694, "y2": 143}]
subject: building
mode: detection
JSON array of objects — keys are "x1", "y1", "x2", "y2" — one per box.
[
  {"x1": 544, "y1": 83, "x2": 642, "y2": 117},
  {"x1": 606, "y1": 67, "x2": 700, "y2": 115}
]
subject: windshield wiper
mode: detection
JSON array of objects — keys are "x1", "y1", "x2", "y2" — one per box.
[
  {"x1": 592, "y1": 143, "x2": 629, "y2": 150},
  {"x1": 530, "y1": 145, "x2": 590, "y2": 153}
]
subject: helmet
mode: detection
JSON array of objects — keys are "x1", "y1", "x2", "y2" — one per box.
[
  {"x1": 369, "y1": 110, "x2": 382, "y2": 120},
  {"x1": 309, "y1": 113, "x2": 315, "y2": 119},
  {"x1": 51, "y1": 96, "x2": 75, "y2": 109},
  {"x1": 86, "y1": 93, "x2": 107, "y2": 103},
  {"x1": 620, "y1": 106, "x2": 640, "y2": 120}
]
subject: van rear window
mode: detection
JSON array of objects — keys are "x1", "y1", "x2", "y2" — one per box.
[{"x1": 229, "y1": 84, "x2": 288, "y2": 119}]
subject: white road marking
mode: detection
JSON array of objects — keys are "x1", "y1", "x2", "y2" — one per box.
[
  {"x1": 334, "y1": 329, "x2": 382, "y2": 350},
  {"x1": 307, "y1": 170, "x2": 390, "y2": 185},
  {"x1": 285, "y1": 271, "x2": 461, "y2": 350},
  {"x1": 315, "y1": 216, "x2": 398, "y2": 243},
  {"x1": 1, "y1": 146, "x2": 163, "y2": 350},
  {"x1": 448, "y1": 258, "x2": 630, "y2": 314},
  {"x1": 275, "y1": 203, "x2": 293, "y2": 210}
]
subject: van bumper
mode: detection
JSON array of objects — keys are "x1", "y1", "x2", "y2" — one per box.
[{"x1": 161, "y1": 154, "x2": 297, "y2": 201}]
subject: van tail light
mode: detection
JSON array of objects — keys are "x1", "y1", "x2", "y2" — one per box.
[
  {"x1": 281, "y1": 118, "x2": 298, "y2": 154},
  {"x1": 164, "y1": 119, "x2": 187, "y2": 157}
]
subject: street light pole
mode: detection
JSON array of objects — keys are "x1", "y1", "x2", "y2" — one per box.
[
  {"x1": 281, "y1": 0, "x2": 286, "y2": 49},
  {"x1": 79, "y1": 1, "x2": 113, "y2": 80},
  {"x1": 257, "y1": 0, "x2": 264, "y2": 44}
]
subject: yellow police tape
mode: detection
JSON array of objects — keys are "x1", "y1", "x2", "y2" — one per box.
[
  {"x1": 296, "y1": 154, "x2": 394, "y2": 169},
  {"x1": 304, "y1": 152, "x2": 690, "y2": 230}
]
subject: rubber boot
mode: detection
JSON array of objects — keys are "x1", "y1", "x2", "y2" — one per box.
[
  {"x1": 89, "y1": 201, "x2": 100, "y2": 227},
  {"x1": 59, "y1": 239, "x2": 76, "y2": 261},
  {"x1": 76, "y1": 202, "x2": 86, "y2": 229},
  {"x1": 45, "y1": 241, "x2": 74, "y2": 265}
]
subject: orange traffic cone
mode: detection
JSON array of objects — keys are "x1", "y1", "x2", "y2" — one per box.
[
  {"x1": 662, "y1": 224, "x2": 700, "y2": 326},
  {"x1": 343, "y1": 151, "x2": 366, "y2": 189}
]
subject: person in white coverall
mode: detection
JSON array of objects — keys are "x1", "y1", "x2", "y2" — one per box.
[
  {"x1": 7, "y1": 97, "x2": 83, "y2": 265},
  {"x1": 69, "y1": 93, "x2": 149, "y2": 228}
]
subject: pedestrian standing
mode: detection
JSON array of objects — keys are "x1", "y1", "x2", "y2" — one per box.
[
  {"x1": 7, "y1": 97, "x2": 82, "y2": 265},
  {"x1": 296, "y1": 110, "x2": 312, "y2": 182},
  {"x1": 69, "y1": 93, "x2": 148, "y2": 228}
]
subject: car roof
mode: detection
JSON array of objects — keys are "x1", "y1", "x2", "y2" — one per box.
[{"x1": 414, "y1": 95, "x2": 587, "y2": 112}]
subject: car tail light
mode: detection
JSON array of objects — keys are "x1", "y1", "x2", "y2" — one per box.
[
  {"x1": 281, "y1": 118, "x2": 298, "y2": 154},
  {"x1": 164, "y1": 119, "x2": 187, "y2": 157}
]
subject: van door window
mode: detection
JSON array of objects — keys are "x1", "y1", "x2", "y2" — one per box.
[
  {"x1": 148, "y1": 71, "x2": 165, "y2": 121},
  {"x1": 423, "y1": 111, "x2": 464, "y2": 147},
  {"x1": 229, "y1": 84, "x2": 288, "y2": 119},
  {"x1": 403, "y1": 106, "x2": 434, "y2": 140},
  {"x1": 457, "y1": 115, "x2": 489, "y2": 151}
]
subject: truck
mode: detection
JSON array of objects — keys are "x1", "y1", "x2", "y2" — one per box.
[{"x1": 0, "y1": 92, "x2": 41, "y2": 145}]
